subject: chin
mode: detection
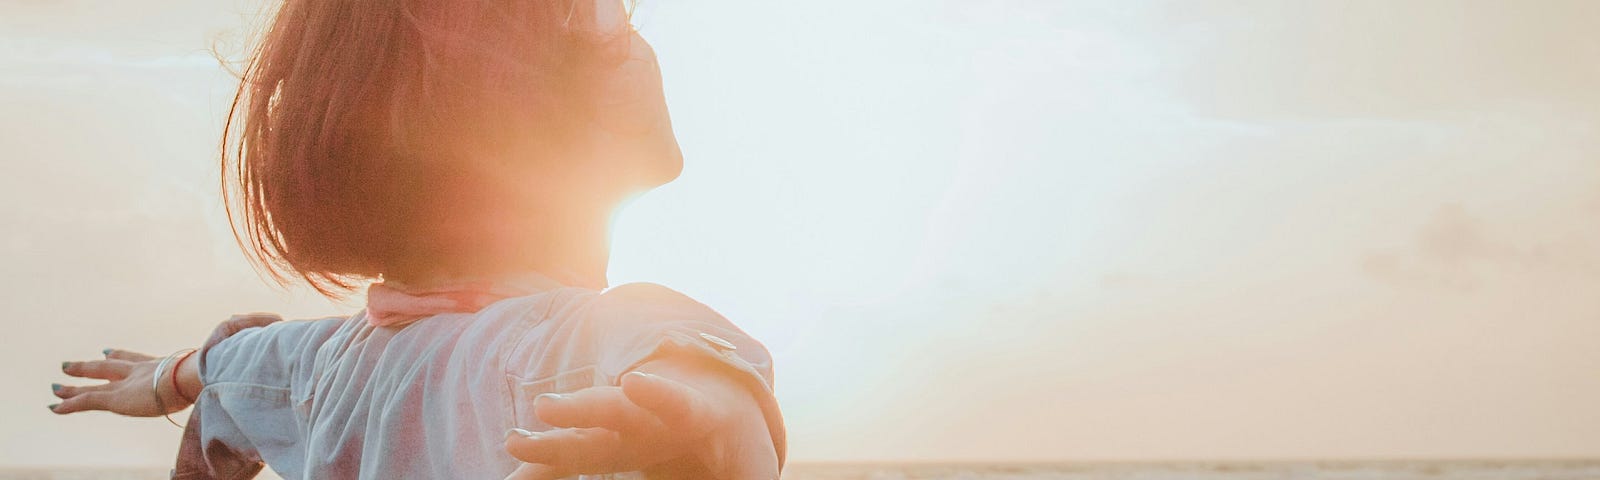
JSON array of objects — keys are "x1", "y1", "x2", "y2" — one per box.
[
  {"x1": 622, "y1": 124, "x2": 684, "y2": 189},
  {"x1": 648, "y1": 142, "x2": 685, "y2": 186}
]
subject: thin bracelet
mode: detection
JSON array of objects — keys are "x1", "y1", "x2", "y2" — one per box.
[
  {"x1": 150, "y1": 352, "x2": 175, "y2": 426},
  {"x1": 170, "y1": 349, "x2": 198, "y2": 404},
  {"x1": 152, "y1": 348, "x2": 196, "y2": 428}
]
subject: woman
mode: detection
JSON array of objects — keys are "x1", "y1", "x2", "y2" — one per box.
[{"x1": 47, "y1": 0, "x2": 784, "y2": 478}]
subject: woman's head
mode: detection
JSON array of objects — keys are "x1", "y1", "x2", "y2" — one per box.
[{"x1": 223, "y1": 0, "x2": 680, "y2": 295}]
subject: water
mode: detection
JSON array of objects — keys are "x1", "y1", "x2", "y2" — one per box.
[{"x1": 4, "y1": 461, "x2": 1598, "y2": 479}]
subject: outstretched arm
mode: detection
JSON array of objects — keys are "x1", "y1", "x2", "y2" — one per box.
[
  {"x1": 502, "y1": 357, "x2": 780, "y2": 480},
  {"x1": 51, "y1": 347, "x2": 202, "y2": 416},
  {"x1": 50, "y1": 313, "x2": 341, "y2": 479},
  {"x1": 499, "y1": 283, "x2": 784, "y2": 480},
  {"x1": 49, "y1": 312, "x2": 293, "y2": 417}
]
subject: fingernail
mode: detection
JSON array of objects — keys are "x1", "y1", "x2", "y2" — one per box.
[
  {"x1": 51, "y1": 383, "x2": 62, "y2": 392},
  {"x1": 535, "y1": 393, "x2": 565, "y2": 404},
  {"x1": 625, "y1": 371, "x2": 661, "y2": 385},
  {"x1": 47, "y1": 404, "x2": 59, "y2": 412},
  {"x1": 102, "y1": 348, "x2": 112, "y2": 356},
  {"x1": 508, "y1": 428, "x2": 541, "y2": 438},
  {"x1": 60, "y1": 361, "x2": 70, "y2": 372}
]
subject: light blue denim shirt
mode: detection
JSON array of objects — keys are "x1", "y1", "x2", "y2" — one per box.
[{"x1": 190, "y1": 282, "x2": 781, "y2": 479}]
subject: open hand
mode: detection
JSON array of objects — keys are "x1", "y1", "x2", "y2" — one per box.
[
  {"x1": 50, "y1": 349, "x2": 188, "y2": 417},
  {"x1": 503, "y1": 370, "x2": 777, "y2": 480}
]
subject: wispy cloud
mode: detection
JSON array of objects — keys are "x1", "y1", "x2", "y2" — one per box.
[{"x1": 1363, "y1": 204, "x2": 1600, "y2": 291}]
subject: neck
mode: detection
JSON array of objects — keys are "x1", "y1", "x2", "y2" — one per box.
[
  {"x1": 519, "y1": 210, "x2": 612, "y2": 289},
  {"x1": 388, "y1": 203, "x2": 615, "y2": 290}
]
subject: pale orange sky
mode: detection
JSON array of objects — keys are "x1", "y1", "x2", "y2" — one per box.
[{"x1": 3, "y1": 0, "x2": 1599, "y2": 468}]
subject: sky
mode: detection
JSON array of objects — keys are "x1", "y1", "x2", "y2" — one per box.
[{"x1": 3, "y1": 0, "x2": 1599, "y2": 468}]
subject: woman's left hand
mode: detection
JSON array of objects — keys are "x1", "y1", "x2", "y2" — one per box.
[
  {"x1": 502, "y1": 367, "x2": 778, "y2": 480},
  {"x1": 50, "y1": 349, "x2": 189, "y2": 417}
]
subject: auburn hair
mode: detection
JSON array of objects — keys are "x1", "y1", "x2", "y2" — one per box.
[{"x1": 222, "y1": 0, "x2": 631, "y2": 297}]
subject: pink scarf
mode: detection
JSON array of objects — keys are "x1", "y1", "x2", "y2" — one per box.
[{"x1": 365, "y1": 273, "x2": 566, "y2": 327}]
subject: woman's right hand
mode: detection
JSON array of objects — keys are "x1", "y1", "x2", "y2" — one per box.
[{"x1": 49, "y1": 349, "x2": 191, "y2": 417}]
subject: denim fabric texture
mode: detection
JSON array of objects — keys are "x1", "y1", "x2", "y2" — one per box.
[{"x1": 175, "y1": 283, "x2": 779, "y2": 480}]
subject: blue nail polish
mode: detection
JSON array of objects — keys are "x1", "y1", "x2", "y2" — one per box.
[
  {"x1": 47, "y1": 404, "x2": 59, "y2": 412},
  {"x1": 60, "y1": 361, "x2": 69, "y2": 372},
  {"x1": 51, "y1": 383, "x2": 62, "y2": 392},
  {"x1": 102, "y1": 348, "x2": 112, "y2": 356}
]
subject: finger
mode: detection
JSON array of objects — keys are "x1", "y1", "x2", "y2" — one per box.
[
  {"x1": 52, "y1": 382, "x2": 111, "y2": 400},
  {"x1": 534, "y1": 387, "x2": 655, "y2": 432},
  {"x1": 501, "y1": 462, "x2": 567, "y2": 480},
  {"x1": 104, "y1": 349, "x2": 155, "y2": 362},
  {"x1": 504, "y1": 428, "x2": 624, "y2": 473},
  {"x1": 63, "y1": 360, "x2": 133, "y2": 381},
  {"x1": 621, "y1": 371, "x2": 717, "y2": 438},
  {"x1": 49, "y1": 391, "x2": 108, "y2": 414}
]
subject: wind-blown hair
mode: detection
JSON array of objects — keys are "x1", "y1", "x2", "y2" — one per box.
[{"x1": 222, "y1": 0, "x2": 630, "y2": 297}]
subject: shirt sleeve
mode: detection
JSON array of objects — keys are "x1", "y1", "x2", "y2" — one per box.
[
  {"x1": 172, "y1": 314, "x2": 346, "y2": 480},
  {"x1": 579, "y1": 283, "x2": 788, "y2": 471}
]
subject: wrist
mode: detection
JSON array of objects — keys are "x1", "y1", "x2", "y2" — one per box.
[
  {"x1": 176, "y1": 349, "x2": 203, "y2": 404},
  {"x1": 163, "y1": 349, "x2": 202, "y2": 409}
]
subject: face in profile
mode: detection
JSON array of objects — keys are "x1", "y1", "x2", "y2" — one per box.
[
  {"x1": 561, "y1": 0, "x2": 683, "y2": 195},
  {"x1": 586, "y1": 29, "x2": 684, "y2": 192}
]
